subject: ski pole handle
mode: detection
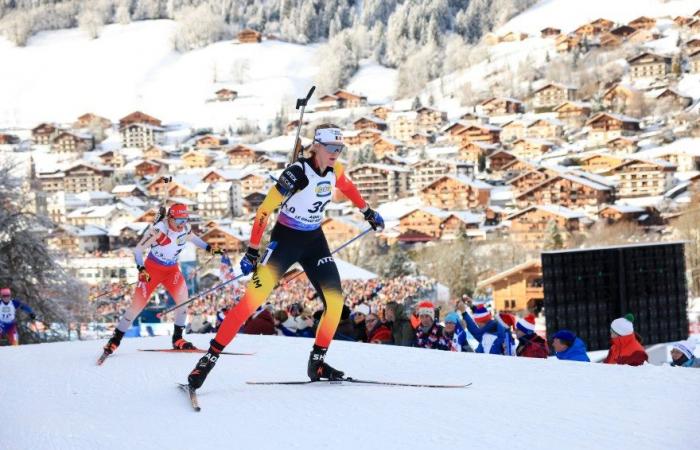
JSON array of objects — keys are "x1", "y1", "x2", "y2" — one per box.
[{"x1": 296, "y1": 86, "x2": 315, "y2": 109}]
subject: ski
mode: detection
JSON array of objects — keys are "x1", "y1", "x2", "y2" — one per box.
[
  {"x1": 96, "y1": 351, "x2": 111, "y2": 366},
  {"x1": 246, "y1": 378, "x2": 471, "y2": 389},
  {"x1": 138, "y1": 349, "x2": 255, "y2": 356},
  {"x1": 177, "y1": 383, "x2": 201, "y2": 412}
]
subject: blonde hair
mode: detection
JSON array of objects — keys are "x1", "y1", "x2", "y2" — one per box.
[{"x1": 293, "y1": 123, "x2": 340, "y2": 161}]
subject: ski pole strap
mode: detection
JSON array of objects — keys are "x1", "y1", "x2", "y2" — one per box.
[{"x1": 157, "y1": 272, "x2": 246, "y2": 318}]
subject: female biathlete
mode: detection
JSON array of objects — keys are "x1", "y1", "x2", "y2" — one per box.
[
  {"x1": 101, "y1": 203, "x2": 222, "y2": 357},
  {"x1": 187, "y1": 124, "x2": 384, "y2": 390}
]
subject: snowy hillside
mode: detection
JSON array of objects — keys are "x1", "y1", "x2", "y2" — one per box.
[
  {"x1": 0, "y1": 20, "x2": 394, "y2": 131},
  {"x1": 499, "y1": 0, "x2": 700, "y2": 35},
  {"x1": 1, "y1": 334, "x2": 698, "y2": 450}
]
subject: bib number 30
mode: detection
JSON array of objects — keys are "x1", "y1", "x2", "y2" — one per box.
[{"x1": 308, "y1": 200, "x2": 331, "y2": 214}]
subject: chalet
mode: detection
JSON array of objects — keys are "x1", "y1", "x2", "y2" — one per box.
[
  {"x1": 531, "y1": 83, "x2": 577, "y2": 109},
  {"x1": 420, "y1": 175, "x2": 492, "y2": 209},
  {"x1": 477, "y1": 260, "x2": 543, "y2": 312},
  {"x1": 32, "y1": 123, "x2": 59, "y2": 145},
  {"x1": 51, "y1": 131, "x2": 94, "y2": 154},
  {"x1": 333, "y1": 90, "x2": 367, "y2": 109},
  {"x1": 610, "y1": 25, "x2": 637, "y2": 38},
  {"x1": 601, "y1": 83, "x2": 641, "y2": 112},
  {"x1": 134, "y1": 160, "x2": 162, "y2": 178},
  {"x1": 627, "y1": 53, "x2": 673, "y2": 80},
  {"x1": 627, "y1": 29, "x2": 659, "y2": 44},
  {"x1": 74, "y1": 113, "x2": 111, "y2": 129},
  {"x1": 540, "y1": 27, "x2": 561, "y2": 38},
  {"x1": 510, "y1": 139, "x2": 555, "y2": 160},
  {"x1": 603, "y1": 158, "x2": 676, "y2": 197},
  {"x1": 215, "y1": 88, "x2": 237, "y2": 102},
  {"x1": 487, "y1": 150, "x2": 518, "y2": 172},
  {"x1": 606, "y1": 136, "x2": 639, "y2": 154},
  {"x1": 347, "y1": 164, "x2": 410, "y2": 204},
  {"x1": 455, "y1": 124, "x2": 501, "y2": 145},
  {"x1": 410, "y1": 159, "x2": 455, "y2": 194},
  {"x1": 238, "y1": 173, "x2": 268, "y2": 198},
  {"x1": 97, "y1": 150, "x2": 126, "y2": 168},
  {"x1": 674, "y1": 16, "x2": 694, "y2": 27},
  {"x1": 555, "y1": 34, "x2": 580, "y2": 53},
  {"x1": 242, "y1": 191, "x2": 266, "y2": 214},
  {"x1": 574, "y1": 23, "x2": 596, "y2": 38},
  {"x1": 416, "y1": 106, "x2": 448, "y2": 132},
  {"x1": 353, "y1": 116, "x2": 387, "y2": 131},
  {"x1": 628, "y1": 16, "x2": 656, "y2": 30},
  {"x1": 458, "y1": 112, "x2": 488, "y2": 126},
  {"x1": 346, "y1": 128, "x2": 382, "y2": 148},
  {"x1": 579, "y1": 153, "x2": 626, "y2": 173},
  {"x1": 586, "y1": 113, "x2": 640, "y2": 145},
  {"x1": 386, "y1": 111, "x2": 418, "y2": 142},
  {"x1": 685, "y1": 38, "x2": 700, "y2": 50},
  {"x1": 458, "y1": 141, "x2": 498, "y2": 166},
  {"x1": 63, "y1": 163, "x2": 114, "y2": 194},
  {"x1": 118, "y1": 111, "x2": 161, "y2": 128},
  {"x1": 500, "y1": 120, "x2": 527, "y2": 142},
  {"x1": 655, "y1": 88, "x2": 693, "y2": 108},
  {"x1": 590, "y1": 18, "x2": 615, "y2": 33},
  {"x1": 372, "y1": 135, "x2": 405, "y2": 159},
  {"x1": 111, "y1": 184, "x2": 146, "y2": 198},
  {"x1": 200, "y1": 225, "x2": 246, "y2": 252},
  {"x1": 506, "y1": 168, "x2": 552, "y2": 196},
  {"x1": 440, "y1": 211, "x2": 483, "y2": 239},
  {"x1": 514, "y1": 172, "x2": 614, "y2": 210},
  {"x1": 143, "y1": 145, "x2": 166, "y2": 160},
  {"x1": 500, "y1": 31, "x2": 528, "y2": 42},
  {"x1": 478, "y1": 97, "x2": 524, "y2": 116},
  {"x1": 109, "y1": 223, "x2": 148, "y2": 250},
  {"x1": 285, "y1": 119, "x2": 308, "y2": 134},
  {"x1": 257, "y1": 154, "x2": 286, "y2": 171},
  {"x1": 507, "y1": 205, "x2": 585, "y2": 249},
  {"x1": 398, "y1": 207, "x2": 449, "y2": 239},
  {"x1": 410, "y1": 132, "x2": 434, "y2": 147},
  {"x1": 238, "y1": 29, "x2": 262, "y2": 43},
  {"x1": 195, "y1": 182, "x2": 234, "y2": 219},
  {"x1": 120, "y1": 122, "x2": 164, "y2": 149},
  {"x1": 525, "y1": 118, "x2": 563, "y2": 140},
  {"x1": 553, "y1": 101, "x2": 591, "y2": 125},
  {"x1": 372, "y1": 106, "x2": 392, "y2": 120},
  {"x1": 226, "y1": 144, "x2": 260, "y2": 166},
  {"x1": 598, "y1": 204, "x2": 651, "y2": 225},
  {"x1": 599, "y1": 32, "x2": 623, "y2": 48},
  {"x1": 195, "y1": 135, "x2": 228, "y2": 149}
]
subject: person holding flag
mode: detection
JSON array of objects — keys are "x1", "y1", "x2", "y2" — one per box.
[
  {"x1": 100, "y1": 203, "x2": 223, "y2": 358},
  {"x1": 186, "y1": 123, "x2": 384, "y2": 390}
]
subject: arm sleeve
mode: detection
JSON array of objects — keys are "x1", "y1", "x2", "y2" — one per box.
[
  {"x1": 334, "y1": 162, "x2": 367, "y2": 210},
  {"x1": 462, "y1": 312, "x2": 484, "y2": 341},
  {"x1": 249, "y1": 185, "x2": 285, "y2": 248},
  {"x1": 188, "y1": 233, "x2": 209, "y2": 251},
  {"x1": 134, "y1": 226, "x2": 160, "y2": 266},
  {"x1": 13, "y1": 300, "x2": 34, "y2": 315}
]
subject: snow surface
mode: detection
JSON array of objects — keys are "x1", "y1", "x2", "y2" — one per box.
[
  {"x1": 1, "y1": 334, "x2": 698, "y2": 450},
  {"x1": 0, "y1": 20, "x2": 320, "y2": 130},
  {"x1": 499, "y1": 0, "x2": 700, "y2": 35},
  {"x1": 345, "y1": 59, "x2": 398, "y2": 105}
]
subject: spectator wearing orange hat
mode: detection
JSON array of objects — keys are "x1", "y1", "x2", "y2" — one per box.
[
  {"x1": 456, "y1": 299, "x2": 506, "y2": 354},
  {"x1": 603, "y1": 314, "x2": 648, "y2": 366},
  {"x1": 514, "y1": 314, "x2": 548, "y2": 358},
  {"x1": 414, "y1": 301, "x2": 450, "y2": 350}
]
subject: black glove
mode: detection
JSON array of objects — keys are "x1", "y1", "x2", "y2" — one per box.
[
  {"x1": 363, "y1": 207, "x2": 385, "y2": 231},
  {"x1": 29, "y1": 313, "x2": 37, "y2": 320},
  {"x1": 240, "y1": 247, "x2": 260, "y2": 275},
  {"x1": 154, "y1": 206, "x2": 166, "y2": 223}
]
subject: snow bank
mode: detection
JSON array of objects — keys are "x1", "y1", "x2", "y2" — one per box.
[{"x1": 1, "y1": 334, "x2": 698, "y2": 450}]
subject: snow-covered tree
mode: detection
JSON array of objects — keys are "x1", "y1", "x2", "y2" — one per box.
[
  {"x1": 314, "y1": 30, "x2": 359, "y2": 94},
  {"x1": 78, "y1": 7, "x2": 105, "y2": 39},
  {"x1": 1, "y1": 11, "x2": 34, "y2": 46},
  {"x1": 173, "y1": 3, "x2": 227, "y2": 52}
]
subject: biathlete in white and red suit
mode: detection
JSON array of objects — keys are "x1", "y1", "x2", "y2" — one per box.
[{"x1": 101, "y1": 203, "x2": 223, "y2": 355}]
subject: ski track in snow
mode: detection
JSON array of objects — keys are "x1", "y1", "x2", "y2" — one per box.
[{"x1": 1, "y1": 334, "x2": 698, "y2": 450}]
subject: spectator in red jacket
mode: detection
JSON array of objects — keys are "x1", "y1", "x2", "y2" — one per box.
[
  {"x1": 514, "y1": 314, "x2": 548, "y2": 358},
  {"x1": 365, "y1": 313, "x2": 392, "y2": 344},
  {"x1": 604, "y1": 314, "x2": 648, "y2": 366},
  {"x1": 241, "y1": 303, "x2": 276, "y2": 335}
]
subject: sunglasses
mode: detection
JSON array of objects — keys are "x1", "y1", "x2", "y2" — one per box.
[
  {"x1": 173, "y1": 218, "x2": 187, "y2": 225},
  {"x1": 314, "y1": 139, "x2": 345, "y2": 154}
]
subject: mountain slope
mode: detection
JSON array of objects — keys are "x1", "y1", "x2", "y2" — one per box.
[{"x1": 1, "y1": 334, "x2": 697, "y2": 450}]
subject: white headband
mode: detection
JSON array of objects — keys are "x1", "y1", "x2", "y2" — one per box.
[{"x1": 314, "y1": 128, "x2": 343, "y2": 145}]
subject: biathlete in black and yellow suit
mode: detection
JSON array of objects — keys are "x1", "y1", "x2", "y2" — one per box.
[{"x1": 187, "y1": 124, "x2": 384, "y2": 390}]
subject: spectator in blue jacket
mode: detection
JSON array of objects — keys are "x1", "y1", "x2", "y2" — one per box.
[
  {"x1": 442, "y1": 312, "x2": 473, "y2": 352},
  {"x1": 457, "y1": 299, "x2": 506, "y2": 355},
  {"x1": 551, "y1": 330, "x2": 590, "y2": 362}
]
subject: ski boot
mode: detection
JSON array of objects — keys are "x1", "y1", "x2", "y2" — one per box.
[
  {"x1": 172, "y1": 325, "x2": 196, "y2": 350},
  {"x1": 103, "y1": 329, "x2": 124, "y2": 355},
  {"x1": 307, "y1": 345, "x2": 345, "y2": 381},
  {"x1": 188, "y1": 339, "x2": 224, "y2": 389}
]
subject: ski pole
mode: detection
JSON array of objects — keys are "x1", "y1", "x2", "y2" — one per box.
[
  {"x1": 278, "y1": 227, "x2": 373, "y2": 287},
  {"x1": 156, "y1": 272, "x2": 246, "y2": 318}
]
